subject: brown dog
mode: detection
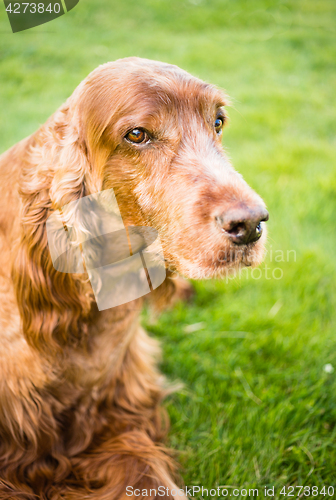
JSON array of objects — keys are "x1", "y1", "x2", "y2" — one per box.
[{"x1": 0, "y1": 58, "x2": 268, "y2": 499}]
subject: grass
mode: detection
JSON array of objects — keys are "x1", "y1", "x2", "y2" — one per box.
[{"x1": 1, "y1": 0, "x2": 336, "y2": 496}]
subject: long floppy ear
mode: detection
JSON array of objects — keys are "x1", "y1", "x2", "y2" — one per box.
[{"x1": 12, "y1": 100, "x2": 98, "y2": 355}]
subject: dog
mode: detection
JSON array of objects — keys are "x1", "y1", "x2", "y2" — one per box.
[{"x1": 0, "y1": 57, "x2": 268, "y2": 499}]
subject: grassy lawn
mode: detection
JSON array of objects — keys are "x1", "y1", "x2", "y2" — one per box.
[{"x1": 1, "y1": 0, "x2": 336, "y2": 496}]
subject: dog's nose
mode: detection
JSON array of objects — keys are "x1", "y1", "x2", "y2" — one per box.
[{"x1": 215, "y1": 205, "x2": 269, "y2": 245}]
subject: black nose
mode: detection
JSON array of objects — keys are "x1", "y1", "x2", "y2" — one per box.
[{"x1": 215, "y1": 205, "x2": 269, "y2": 245}]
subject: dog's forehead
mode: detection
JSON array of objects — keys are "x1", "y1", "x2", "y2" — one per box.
[
  {"x1": 132, "y1": 66, "x2": 227, "y2": 111},
  {"x1": 85, "y1": 58, "x2": 228, "y2": 112}
]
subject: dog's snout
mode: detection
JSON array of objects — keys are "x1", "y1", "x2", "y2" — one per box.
[{"x1": 215, "y1": 205, "x2": 269, "y2": 245}]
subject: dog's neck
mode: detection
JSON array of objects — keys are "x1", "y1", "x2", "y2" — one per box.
[{"x1": 58, "y1": 300, "x2": 143, "y2": 390}]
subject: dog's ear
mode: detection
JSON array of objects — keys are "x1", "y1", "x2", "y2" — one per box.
[{"x1": 12, "y1": 102, "x2": 98, "y2": 355}]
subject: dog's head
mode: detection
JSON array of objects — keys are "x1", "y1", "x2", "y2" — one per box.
[{"x1": 51, "y1": 57, "x2": 268, "y2": 280}]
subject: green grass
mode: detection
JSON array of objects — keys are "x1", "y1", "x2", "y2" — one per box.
[{"x1": 1, "y1": 0, "x2": 336, "y2": 496}]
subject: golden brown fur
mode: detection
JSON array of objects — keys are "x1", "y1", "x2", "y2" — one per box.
[{"x1": 0, "y1": 58, "x2": 267, "y2": 499}]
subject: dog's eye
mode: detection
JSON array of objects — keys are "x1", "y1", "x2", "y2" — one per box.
[
  {"x1": 214, "y1": 117, "x2": 224, "y2": 134},
  {"x1": 125, "y1": 128, "x2": 148, "y2": 144}
]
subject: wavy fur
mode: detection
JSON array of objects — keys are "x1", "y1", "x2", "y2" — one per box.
[{"x1": 0, "y1": 57, "x2": 267, "y2": 499}]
